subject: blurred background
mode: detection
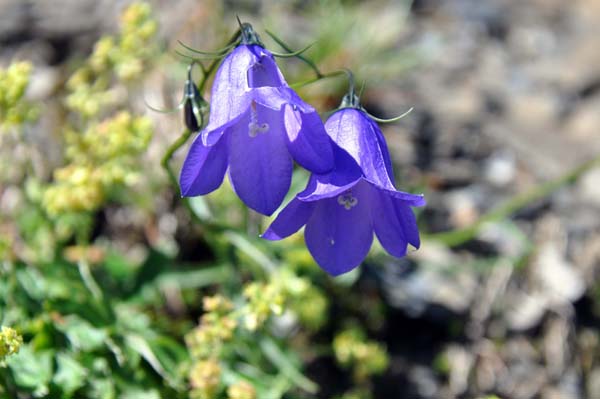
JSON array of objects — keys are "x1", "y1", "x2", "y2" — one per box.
[{"x1": 1, "y1": 0, "x2": 600, "y2": 398}]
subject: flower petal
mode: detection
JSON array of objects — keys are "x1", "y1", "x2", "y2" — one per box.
[
  {"x1": 228, "y1": 103, "x2": 292, "y2": 215},
  {"x1": 304, "y1": 180, "x2": 373, "y2": 276},
  {"x1": 208, "y1": 45, "x2": 258, "y2": 127},
  {"x1": 372, "y1": 188, "x2": 421, "y2": 257},
  {"x1": 179, "y1": 134, "x2": 228, "y2": 196},
  {"x1": 378, "y1": 186, "x2": 427, "y2": 207},
  {"x1": 325, "y1": 108, "x2": 396, "y2": 190},
  {"x1": 261, "y1": 198, "x2": 315, "y2": 240},
  {"x1": 246, "y1": 46, "x2": 287, "y2": 88},
  {"x1": 283, "y1": 105, "x2": 333, "y2": 173},
  {"x1": 298, "y1": 145, "x2": 362, "y2": 201},
  {"x1": 251, "y1": 87, "x2": 313, "y2": 113}
]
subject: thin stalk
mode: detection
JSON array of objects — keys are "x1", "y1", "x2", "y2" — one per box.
[
  {"x1": 426, "y1": 154, "x2": 600, "y2": 247},
  {"x1": 265, "y1": 29, "x2": 323, "y2": 78},
  {"x1": 289, "y1": 70, "x2": 348, "y2": 89}
]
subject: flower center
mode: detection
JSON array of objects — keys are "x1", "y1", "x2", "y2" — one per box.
[
  {"x1": 248, "y1": 101, "x2": 269, "y2": 137},
  {"x1": 337, "y1": 191, "x2": 358, "y2": 210}
]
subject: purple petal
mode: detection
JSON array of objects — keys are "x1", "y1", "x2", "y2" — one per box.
[
  {"x1": 372, "y1": 188, "x2": 421, "y2": 257},
  {"x1": 369, "y1": 117, "x2": 395, "y2": 182},
  {"x1": 251, "y1": 87, "x2": 313, "y2": 113},
  {"x1": 262, "y1": 198, "x2": 316, "y2": 240},
  {"x1": 228, "y1": 103, "x2": 292, "y2": 215},
  {"x1": 179, "y1": 134, "x2": 228, "y2": 196},
  {"x1": 325, "y1": 108, "x2": 396, "y2": 190},
  {"x1": 298, "y1": 145, "x2": 362, "y2": 201},
  {"x1": 246, "y1": 46, "x2": 287, "y2": 88},
  {"x1": 206, "y1": 45, "x2": 260, "y2": 130},
  {"x1": 377, "y1": 186, "x2": 427, "y2": 207},
  {"x1": 304, "y1": 180, "x2": 373, "y2": 276},
  {"x1": 283, "y1": 105, "x2": 333, "y2": 173}
]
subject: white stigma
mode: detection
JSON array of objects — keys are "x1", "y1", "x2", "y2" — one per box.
[
  {"x1": 248, "y1": 101, "x2": 269, "y2": 137},
  {"x1": 337, "y1": 191, "x2": 358, "y2": 210}
]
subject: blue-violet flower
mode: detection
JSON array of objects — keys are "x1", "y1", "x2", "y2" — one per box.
[
  {"x1": 179, "y1": 24, "x2": 334, "y2": 215},
  {"x1": 262, "y1": 99, "x2": 425, "y2": 275}
]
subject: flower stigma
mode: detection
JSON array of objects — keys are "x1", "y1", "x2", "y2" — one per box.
[
  {"x1": 337, "y1": 191, "x2": 358, "y2": 210},
  {"x1": 248, "y1": 101, "x2": 269, "y2": 137}
]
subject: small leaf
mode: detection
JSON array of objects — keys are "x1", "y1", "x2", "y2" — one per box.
[
  {"x1": 8, "y1": 345, "x2": 53, "y2": 390},
  {"x1": 53, "y1": 352, "x2": 87, "y2": 394},
  {"x1": 119, "y1": 388, "x2": 161, "y2": 399},
  {"x1": 188, "y1": 196, "x2": 213, "y2": 220},
  {"x1": 88, "y1": 378, "x2": 116, "y2": 399},
  {"x1": 56, "y1": 315, "x2": 107, "y2": 351},
  {"x1": 125, "y1": 334, "x2": 177, "y2": 388},
  {"x1": 260, "y1": 338, "x2": 318, "y2": 394}
]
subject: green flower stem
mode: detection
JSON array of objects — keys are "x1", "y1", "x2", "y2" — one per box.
[
  {"x1": 289, "y1": 70, "x2": 348, "y2": 90},
  {"x1": 426, "y1": 154, "x2": 600, "y2": 247},
  {"x1": 198, "y1": 28, "x2": 242, "y2": 93},
  {"x1": 78, "y1": 260, "x2": 103, "y2": 300},
  {"x1": 161, "y1": 128, "x2": 193, "y2": 189}
]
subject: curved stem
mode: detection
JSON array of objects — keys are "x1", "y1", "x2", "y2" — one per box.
[
  {"x1": 289, "y1": 69, "x2": 348, "y2": 89},
  {"x1": 265, "y1": 29, "x2": 323, "y2": 78},
  {"x1": 271, "y1": 42, "x2": 315, "y2": 58},
  {"x1": 365, "y1": 107, "x2": 413, "y2": 123},
  {"x1": 177, "y1": 40, "x2": 236, "y2": 56}
]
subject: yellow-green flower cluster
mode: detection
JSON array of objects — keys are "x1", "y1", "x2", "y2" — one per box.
[
  {"x1": 186, "y1": 295, "x2": 237, "y2": 399},
  {"x1": 185, "y1": 295, "x2": 237, "y2": 359},
  {"x1": 242, "y1": 282, "x2": 285, "y2": 331},
  {"x1": 227, "y1": 380, "x2": 256, "y2": 399},
  {"x1": 65, "y1": 2, "x2": 158, "y2": 117},
  {"x1": 185, "y1": 287, "x2": 281, "y2": 399},
  {"x1": 189, "y1": 358, "x2": 221, "y2": 399},
  {"x1": 0, "y1": 326, "x2": 23, "y2": 362},
  {"x1": 0, "y1": 61, "x2": 38, "y2": 131},
  {"x1": 43, "y1": 112, "x2": 153, "y2": 215},
  {"x1": 333, "y1": 327, "x2": 389, "y2": 382},
  {"x1": 282, "y1": 272, "x2": 328, "y2": 330}
]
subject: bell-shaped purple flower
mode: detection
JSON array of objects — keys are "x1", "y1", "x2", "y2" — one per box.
[
  {"x1": 262, "y1": 107, "x2": 425, "y2": 276},
  {"x1": 179, "y1": 26, "x2": 334, "y2": 216}
]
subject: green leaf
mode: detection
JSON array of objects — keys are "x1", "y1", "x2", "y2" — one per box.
[
  {"x1": 259, "y1": 337, "x2": 318, "y2": 394},
  {"x1": 224, "y1": 231, "x2": 277, "y2": 273},
  {"x1": 155, "y1": 265, "x2": 231, "y2": 290},
  {"x1": 53, "y1": 352, "x2": 87, "y2": 395},
  {"x1": 104, "y1": 250, "x2": 140, "y2": 282},
  {"x1": 124, "y1": 334, "x2": 175, "y2": 387},
  {"x1": 16, "y1": 268, "x2": 47, "y2": 301},
  {"x1": 56, "y1": 315, "x2": 107, "y2": 351},
  {"x1": 118, "y1": 388, "x2": 161, "y2": 399},
  {"x1": 7, "y1": 345, "x2": 53, "y2": 391},
  {"x1": 188, "y1": 196, "x2": 213, "y2": 220},
  {"x1": 88, "y1": 378, "x2": 116, "y2": 399}
]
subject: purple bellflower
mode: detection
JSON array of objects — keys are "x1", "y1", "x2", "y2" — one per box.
[
  {"x1": 262, "y1": 92, "x2": 425, "y2": 276},
  {"x1": 179, "y1": 23, "x2": 334, "y2": 216}
]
